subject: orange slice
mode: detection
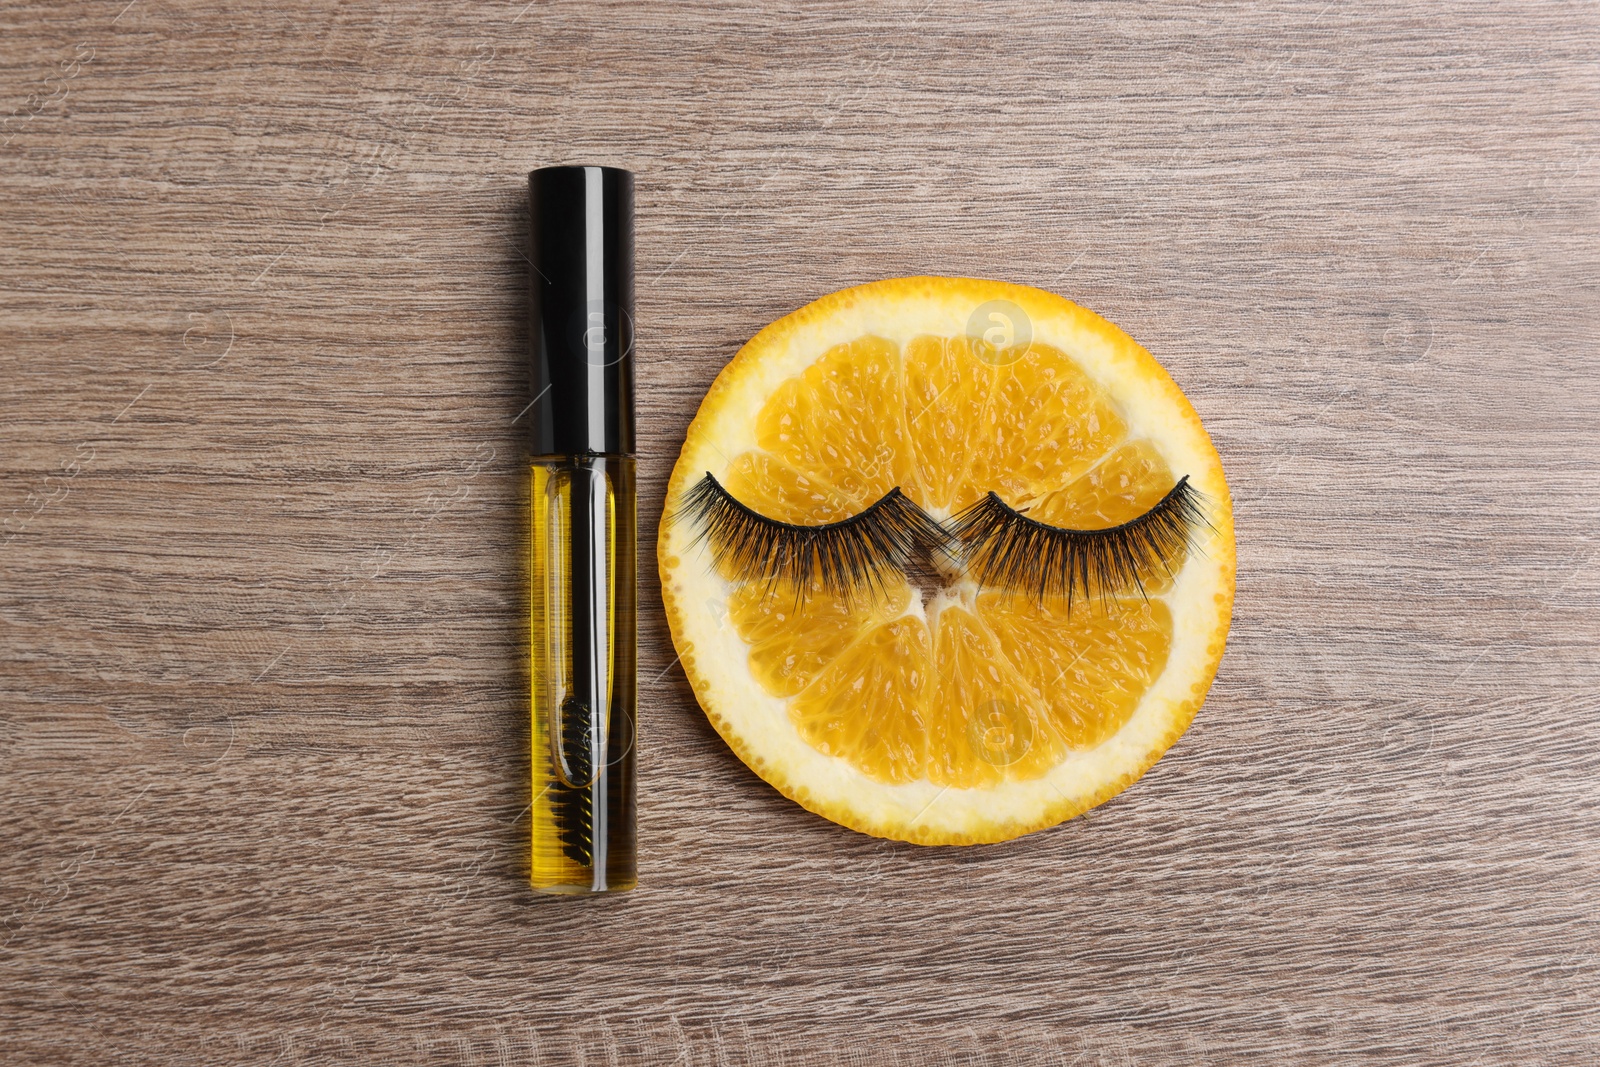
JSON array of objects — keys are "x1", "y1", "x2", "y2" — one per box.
[{"x1": 659, "y1": 277, "x2": 1234, "y2": 844}]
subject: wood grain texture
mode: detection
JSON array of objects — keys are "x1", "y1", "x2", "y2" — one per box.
[{"x1": 2, "y1": 1, "x2": 1597, "y2": 1063}]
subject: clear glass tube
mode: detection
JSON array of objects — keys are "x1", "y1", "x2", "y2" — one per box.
[{"x1": 529, "y1": 455, "x2": 636, "y2": 894}]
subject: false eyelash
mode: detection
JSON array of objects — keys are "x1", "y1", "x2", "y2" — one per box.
[
  {"x1": 950, "y1": 476, "x2": 1208, "y2": 609},
  {"x1": 678, "y1": 472, "x2": 952, "y2": 601}
]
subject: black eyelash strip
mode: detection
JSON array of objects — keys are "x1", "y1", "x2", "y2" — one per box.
[
  {"x1": 950, "y1": 477, "x2": 1207, "y2": 609},
  {"x1": 679, "y1": 472, "x2": 952, "y2": 601}
]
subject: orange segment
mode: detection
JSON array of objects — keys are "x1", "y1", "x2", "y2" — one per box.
[
  {"x1": 721, "y1": 450, "x2": 859, "y2": 524},
  {"x1": 755, "y1": 336, "x2": 920, "y2": 505},
  {"x1": 1027, "y1": 441, "x2": 1188, "y2": 595},
  {"x1": 963, "y1": 342, "x2": 1127, "y2": 510},
  {"x1": 900, "y1": 335, "x2": 993, "y2": 513},
  {"x1": 729, "y1": 579, "x2": 910, "y2": 699},
  {"x1": 1029, "y1": 440, "x2": 1176, "y2": 529},
  {"x1": 926, "y1": 605, "x2": 1063, "y2": 787},
  {"x1": 788, "y1": 616, "x2": 932, "y2": 785},
  {"x1": 978, "y1": 591, "x2": 1173, "y2": 751}
]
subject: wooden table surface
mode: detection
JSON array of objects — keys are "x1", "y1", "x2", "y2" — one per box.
[{"x1": 3, "y1": 2, "x2": 1597, "y2": 1063}]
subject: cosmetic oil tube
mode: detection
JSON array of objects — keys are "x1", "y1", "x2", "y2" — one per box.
[{"x1": 527, "y1": 166, "x2": 637, "y2": 894}]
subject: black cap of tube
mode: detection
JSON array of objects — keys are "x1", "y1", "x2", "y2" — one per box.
[{"x1": 528, "y1": 166, "x2": 634, "y2": 456}]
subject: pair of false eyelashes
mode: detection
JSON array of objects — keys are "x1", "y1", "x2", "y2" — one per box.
[{"x1": 680, "y1": 471, "x2": 1207, "y2": 609}]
